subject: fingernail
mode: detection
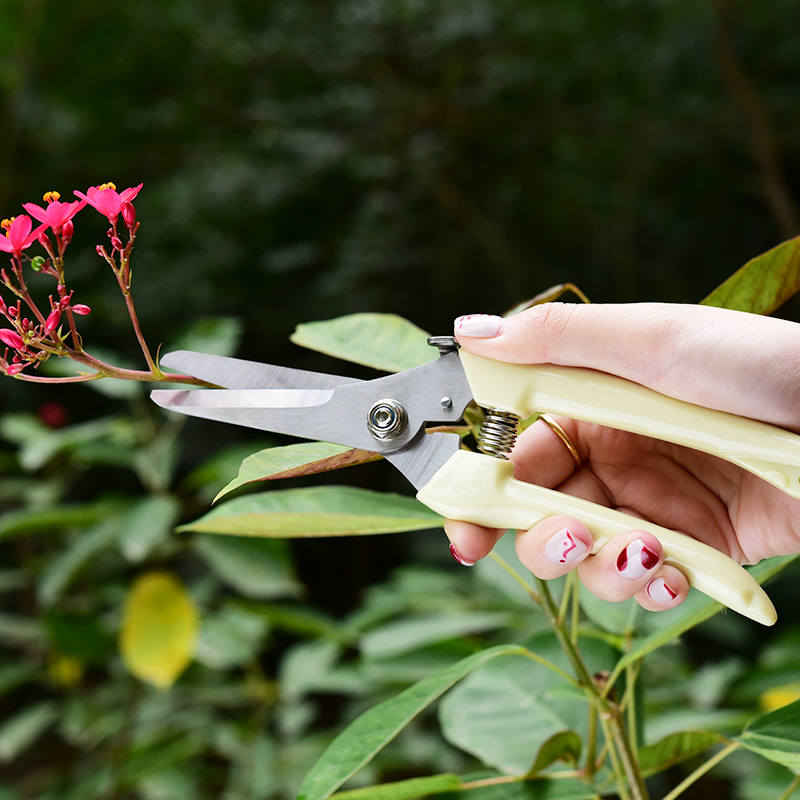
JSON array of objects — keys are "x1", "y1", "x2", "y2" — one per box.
[
  {"x1": 646, "y1": 577, "x2": 677, "y2": 603},
  {"x1": 545, "y1": 528, "x2": 588, "y2": 565},
  {"x1": 454, "y1": 314, "x2": 503, "y2": 338},
  {"x1": 616, "y1": 539, "x2": 659, "y2": 580},
  {"x1": 450, "y1": 543, "x2": 476, "y2": 567}
]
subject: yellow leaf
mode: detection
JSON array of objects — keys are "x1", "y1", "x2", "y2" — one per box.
[
  {"x1": 760, "y1": 682, "x2": 800, "y2": 713},
  {"x1": 119, "y1": 571, "x2": 199, "y2": 689}
]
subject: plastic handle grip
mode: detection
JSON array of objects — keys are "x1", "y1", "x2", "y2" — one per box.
[
  {"x1": 458, "y1": 352, "x2": 800, "y2": 497},
  {"x1": 417, "y1": 450, "x2": 776, "y2": 626}
]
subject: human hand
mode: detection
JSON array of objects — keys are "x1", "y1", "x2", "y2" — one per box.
[{"x1": 446, "y1": 303, "x2": 800, "y2": 612}]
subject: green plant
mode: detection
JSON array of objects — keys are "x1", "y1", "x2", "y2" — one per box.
[{"x1": 2, "y1": 184, "x2": 800, "y2": 800}]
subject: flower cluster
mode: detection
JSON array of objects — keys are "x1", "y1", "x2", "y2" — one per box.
[{"x1": 0, "y1": 183, "x2": 142, "y2": 378}]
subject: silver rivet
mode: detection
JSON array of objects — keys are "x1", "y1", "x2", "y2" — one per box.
[
  {"x1": 440, "y1": 396, "x2": 452, "y2": 410},
  {"x1": 367, "y1": 399, "x2": 408, "y2": 440}
]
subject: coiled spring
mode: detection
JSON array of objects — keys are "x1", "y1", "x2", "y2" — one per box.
[{"x1": 477, "y1": 409, "x2": 520, "y2": 459}]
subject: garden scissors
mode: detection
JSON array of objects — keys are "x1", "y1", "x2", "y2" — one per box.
[{"x1": 151, "y1": 337, "x2": 800, "y2": 627}]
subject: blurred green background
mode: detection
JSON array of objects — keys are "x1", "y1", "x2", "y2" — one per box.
[{"x1": 2, "y1": 1, "x2": 800, "y2": 798}]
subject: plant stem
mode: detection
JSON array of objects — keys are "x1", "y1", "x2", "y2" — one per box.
[
  {"x1": 660, "y1": 741, "x2": 740, "y2": 800},
  {"x1": 488, "y1": 551, "x2": 540, "y2": 604},
  {"x1": 777, "y1": 773, "x2": 800, "y2": 800}
]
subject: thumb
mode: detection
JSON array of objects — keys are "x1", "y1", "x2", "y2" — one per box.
[{"x1": 453, "y1": 303, "x2": 800, "y2": 428}]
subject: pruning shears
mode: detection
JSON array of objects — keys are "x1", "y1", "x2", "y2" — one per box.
[{"x1": 150, "y1": 336, "x2": 800, "y2": 627}]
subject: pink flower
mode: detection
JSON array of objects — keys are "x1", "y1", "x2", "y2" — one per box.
[
  {"x1": 0, "y1": 329, "x2": 25, "y2": 350},
  {"x1": 73, "y1": 182, "x2": 143, "y2": 223},
  {"x1": 23, "y1": 191, "x2": 86, "y2": 233},
  {"x1": 0, "y1": 216, "x2": 48, "y2": 259}
]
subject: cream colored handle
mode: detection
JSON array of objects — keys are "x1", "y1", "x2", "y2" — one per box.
[
  {"x1": 417, "y1": 450, "x2": 777, "y2": 626},
  {"x1": 459, "y1": 352, "x2": 800, "y2": 498}
]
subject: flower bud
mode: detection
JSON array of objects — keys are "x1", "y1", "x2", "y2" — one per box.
[
  {"x1": 38, "y1": 230, "x2": 53, "y2": 250},
  {"x1": 7, "y1": 306, "x2": 17, "y2": 318},
  {"x1": 45, "y1": 308, "x2": 61, "y2": 333},
  {"x1": 0, "y1": 329, "x2": 25, "y2": 350},
  {"x1": 61, "y1": 220, "x2": 74, "y2": 246},
  {"x1": 30, "y1": 256, "x2": 46, "y2": 273},
  {"x1": 96, "y1": 245, "x2": 106, "y2": 258},
  {"x1": 6, "y1": 363, "x2": 24, "y2": 376},
  {"x1": 121, "y1": 202, "x2": 136, "y2": 229},
  {"x1": 71, "y1": 304, "x2": 91, "y2": 316},
  {"x1": 110, "y1": 235, "x2": 124, "y2": 252}
]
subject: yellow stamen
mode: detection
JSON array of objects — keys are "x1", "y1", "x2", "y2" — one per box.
[
  {"x1": 43, "y1": 191, "x2": 61, "y2": 203},
  {"x1": 1, "y1": 218, "x2": 14, "y2": 233},
  {"x1": 97, "y1": 182, "x2": 117, "y2": 192}
]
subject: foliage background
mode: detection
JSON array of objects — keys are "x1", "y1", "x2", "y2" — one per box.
[{"x1": 1, "y1": 1, "x2": 800, "y2": 798}]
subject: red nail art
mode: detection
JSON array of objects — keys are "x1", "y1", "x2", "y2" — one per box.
[
  {"x1": 450, "y1": 543, "x2": 476, "y2": 567},
  {"x1": 617, "y1": 540, "x2": 659, "y2": 579}
]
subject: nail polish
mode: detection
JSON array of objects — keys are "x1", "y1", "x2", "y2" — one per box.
[
  {"x1": 545, "y1": 528, "x2": 588, "y2": 565},
  {"x1": 646, "y1": 577, "x2": 677, "y2": 603},
  {"x1": 450, "y1": 543, "x2": 476, "y2": 567},
  {"x1": 616, "y1": 540, "x2": 659, "y2": 580},
  {"x1": 454, "y1": 314, "x2": 503, "y2": 338}
]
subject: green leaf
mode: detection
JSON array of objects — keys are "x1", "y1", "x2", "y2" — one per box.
[
  {"x1": 118, "y1": 495, "x2": 181, "y2": 562},
  {"x1": 638, "y1": 731, "x2": 722, "y2": 778},
  {"x1": 439, "y1": 634, "x2": 615, "y2": 775},
  {"x1": 528, "y1": 731, "x2": 582, "y2": 774},
  {"x1": 0, "y1": 500, "x2": 120, "y2": 541},
  {"x1": 702, "y1": 235, "x2": 800, "y2": 313},
  {"x1": 194, "y1": 603, "x2": 269, "y2": 670},
  {"x1": 193, "y1": 534, "x2": 302, "y2": 599},
  {"x1": 291, "y1": 313, "x2": 436, "y2": 372},
  {"x1": 168, "y1": 316, "x2": 244, "y2": 358},
  {"x1": 0, "y1": 701, "x2": 58, "y2": 762},
  {"x1": 332, "y1": 774, "x2": 461, "y2": 800},
  {"x1": 37, "y1": 517, "x2": 122, "y2": 607},
  {"x1": 214, "y1": 442, "x2": 381, "y2": 502},
  {"x1": 444, "y1": 774, "x2": 602, "y2": 800},
  {"x1": 179, "y1": 486, "x2": 442, "y2": 537},
  {"x1": 614, "y1": 555, "x2": 798, "y2": 673},
  {"x1": 735, "y1": 698, "x2": 800, "y2": 769},
  {"x1": 296, "y1": 644, "x2": 526, "y2": 800},
  {"x1": 360, "y1": 612, "x2": 514, "y2": 660}
]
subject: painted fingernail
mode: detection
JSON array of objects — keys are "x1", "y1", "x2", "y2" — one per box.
[
  {"x1": 545, "y1": 528, "x2": 588, "y2": 565},
  {"x1": 454, "y1": 314, "x2": 503, "y2": 338},
  {"x1": 646, "y1": 577, "x2": 678, "y2": 604},
  {"x1": 616, "y1": 539, "x2": 659, "y2": 580},
  {"x1": 450, "y1": 543, "x2": 476, "y2": 567}
]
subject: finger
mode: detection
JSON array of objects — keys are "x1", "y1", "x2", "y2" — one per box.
[
  {"x1": 577, "y1": 530, "x2": 663, "y2": 603},
  {"x1": 514, "y1": 515, "x2": 594, "y2": 580},
  {"x1": 444, "y1": 518, "x2": 505, "y2": 566},
  {"x1": 636, "y1": 565, "x2": 690, "y2": 612},
  {"x1": 510, "y1": 415, "x2": 584, "y2": 487},
  {"x1": 454, "y1": 304, "x2": 800, "y2": 430}
]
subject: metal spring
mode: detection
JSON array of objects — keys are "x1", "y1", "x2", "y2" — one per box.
[{"x1": 478, "y1": 409, "x2": 520, "y2": 459}]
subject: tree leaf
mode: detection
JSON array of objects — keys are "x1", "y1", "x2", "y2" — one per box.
[
  {"x1": 179, "y1": 486, "x2": 442, "y2": 537},
  {"x1": 637, "y1": 731, "x2": 722, "y2": 778},
  {"x1": 119, "y1": 572, "x2": 199, "y2": 689},
  {"x1": 702, "y1": 235, "x2": 800, "y2": 313},
  {"x1": 0, "y1": 701, "x2": 58, "y2": 762},
  {"x1": 193, "y1": 534, "x2": 302, "y2": 599},
  {"x1": 118, "y1": 495, "x2": 181, "y2": 562},
  {"x1": 735, "y1": 698, "x2": 800, "y2": 769},
  {"x1": 439, "y1": 634, "x2": 615, "y2": 775},
  {"x1": 360, "y1": 612, "x2": 514, "y2": 660},
  {"x1": 291, "y1": 313, "x2": 436, "y2": 372},
  {"x1": 214, "y1": 442, "x2": 381, "y2": 502},
  {"x1": 528, "y1": 731, "x2": 582, "y2": 774},
  {"x1": 296, "y1": 644, "x2": 526, "y2": 800}
]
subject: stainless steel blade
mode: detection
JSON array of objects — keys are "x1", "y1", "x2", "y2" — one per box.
[
  {"x1": 160, "y1": 350, "x2": 358, "y2": 391},
  {"x1": 152, "y1": 350, "x2": 474, "y2": 488}
]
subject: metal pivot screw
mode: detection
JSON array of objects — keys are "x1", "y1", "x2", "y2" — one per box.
[{"x1": 367, "y1": 399, "x2": 408, "y2": 440}]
